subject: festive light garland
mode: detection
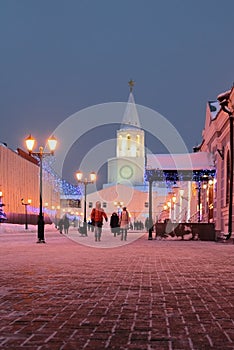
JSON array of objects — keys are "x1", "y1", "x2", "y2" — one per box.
[
  {"x1": 42, "y1": 157, "x2": 82, "y2": 196},
  {"x1": 145, "y1": 169, "x2": 216, "y2": 183}
]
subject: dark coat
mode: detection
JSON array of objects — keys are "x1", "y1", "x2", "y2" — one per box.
[
  {"x1": 110, "y1": 213, "x2": 119, "y2": 228},
  {"x1": 63, "y1": 216, "x2": 69, "y2": 229}
]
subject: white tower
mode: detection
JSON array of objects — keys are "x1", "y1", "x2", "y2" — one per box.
[{"x1": 107, "y1": 81, "x2": 145, "y2": 186}]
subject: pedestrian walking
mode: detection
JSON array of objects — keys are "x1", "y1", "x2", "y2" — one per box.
[
  {"x1": 145, "y1": 217, "x2": 149, "y2": 231},
  {"x1": 119, "y1": 207, "x2": 130, "y2": 241},
  {"x1": 91, "y1": 201, "x2": 108, "y2": 241},
  {"x1": 110, "y1": 212, "x2": 120, "y2": 237},
  {"x1": 63, "y1": 215, "x2": 70, "y2": 234},
  {"x1": 58, "y1": 218, "x2": 64, "y2": 234}
]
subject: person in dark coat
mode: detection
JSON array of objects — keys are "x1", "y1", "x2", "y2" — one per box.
[
  {"x1": 110, "y1": 212, "x2": 120, "y2": 237},
  {"x1": 63, "y1": 215, "x2": 70, "y2": 234},
  {"x1": 58, "y1": 218, "x2": 64, "y2": 234}
]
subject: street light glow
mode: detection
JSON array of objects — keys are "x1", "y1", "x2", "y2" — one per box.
[
  {"x1": 48, "y1": 135, "x2": 57, "y2": 154},
  {"x1": 25, "y1": 134, "x2": 35, "y2": 153},
  {"x1": 90, "y1": 171, "x2": 96, "y2": 183},
  {"x1": 76, "y1": 171, "x2": 83, "y2": 181}
]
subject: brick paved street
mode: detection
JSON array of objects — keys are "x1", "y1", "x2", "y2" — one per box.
[{"x1": 0, "y1": 228, "x2": 234, "y2": 349}]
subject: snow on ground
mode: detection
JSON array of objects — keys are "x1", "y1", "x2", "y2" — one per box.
[
  {"x1": 0, "y1": 223, "x2": 56, "y2": 233},
  {"x1": 0, "y1": 223, "x2": 146, "y2": 248}
]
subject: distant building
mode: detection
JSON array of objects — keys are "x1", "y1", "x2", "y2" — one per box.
[
  {"x1": 83, "y1": 87, "x2": 215, "y2": 225},
  {"x1": 105, "y1": 92, "x2": 145, "y2": 188}
]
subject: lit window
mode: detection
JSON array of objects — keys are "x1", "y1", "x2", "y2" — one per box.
[{"x1": 127, "y1": 135, "x2": 131, "y2": 150}]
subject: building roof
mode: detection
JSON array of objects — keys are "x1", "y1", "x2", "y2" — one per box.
[
  {"x1": 146, "y1": 152, "x2": 215, "y2": 171},
  {"x1": 17, "y1": 148, "x2": 39, "y2": 165}
]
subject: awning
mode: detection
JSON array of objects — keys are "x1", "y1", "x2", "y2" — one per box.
[
  {"x1": 145, "y1": 152, "x2": 215, "y2": 182},
  {"x1": 146, "y1": 152, "x2": 215, "y2": 171}
]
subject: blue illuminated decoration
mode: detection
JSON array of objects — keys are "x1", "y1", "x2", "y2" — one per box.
[
  {"x1": 145, "y1": 169, "x2": 216, "y2": 182},
  {"x1": 43, "y1": 158, "x2": 82, "y2": 196},
  {"x1": 61, "y1": 179, "x2": 82, "y2": 196}
]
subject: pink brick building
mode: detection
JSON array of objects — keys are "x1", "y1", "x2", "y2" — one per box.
[{"x1": 199, "y1": 86, "x2": 234, "y2": 237}]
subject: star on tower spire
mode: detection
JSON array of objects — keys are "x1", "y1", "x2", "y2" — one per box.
[{"x1": 128, "y1": 79, "x2": 135, "y2": 92}]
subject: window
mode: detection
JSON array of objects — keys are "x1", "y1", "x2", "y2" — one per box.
[
  {"x1": 145, "y1": 202, "x2": 149, "y2": 208},
  {"x1": 127, "y1": 135, "x2": 131, "y2": 150},
  {"x1": 67, "y1": 199, "x2": 81, "y2": 208},
  {"x1": 89, "y1": 202, "x2": 93, "y2": 208},
  {"x1": 103, "y1": 202, "x2": 107, "y2": 208}
]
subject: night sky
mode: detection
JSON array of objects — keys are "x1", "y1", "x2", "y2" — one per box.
[{"x1": 1, "y1": 0, "x2": 234, "y2": 187}]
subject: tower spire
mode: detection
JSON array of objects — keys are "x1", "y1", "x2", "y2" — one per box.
[{"x1": 121, "y1": 80, "x2": 141, "y2": 129}]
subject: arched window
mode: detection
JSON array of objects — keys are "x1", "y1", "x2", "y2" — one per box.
[
  {"x1": 127, "y1": 135, "x2": 131, "y2": 150},
  {"x1": 226, "y1": 150, "x2": 230, "y2": 205}
]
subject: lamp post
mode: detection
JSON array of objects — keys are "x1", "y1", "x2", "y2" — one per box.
[
  {"x1": 75, "y1": 170, "x2": 96, "y2": 236},
  {"x1": 25, "y1": 134, "x2": 57, "y2": 243},
  {"x1": 114, "y1": 201, "x2": 124, "y2": 215},
  {"x1": 217, "y1": 91, "x2": 233, "y2": 240},
  {"x1": 21, "y1": 198, "x2": 32, "y2": 230},
  {"x1": 148, "y1": 179, "x2": 153, "y2": 240},
  {"x1": 171, "y1": 194, "x2": 177, "y2": 222}
]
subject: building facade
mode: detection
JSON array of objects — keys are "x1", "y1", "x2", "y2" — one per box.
[
  {"x1": 0, "y1": 144, "x2": 60, "y2": 224},
  {"x1": 199, "y1": 86, "x2": 234, "y2": 236}
]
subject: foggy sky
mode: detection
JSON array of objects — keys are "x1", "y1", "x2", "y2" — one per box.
[{"x1": 1, "y1": 0, "x2": 234, "y2": 186}]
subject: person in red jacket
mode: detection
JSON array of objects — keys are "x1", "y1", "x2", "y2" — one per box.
[{"x1": 91, "y1": 201, "x2": 108, "y2": 241}]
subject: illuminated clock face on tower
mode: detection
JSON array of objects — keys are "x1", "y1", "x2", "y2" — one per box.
[{"x1": 120, "y1": 165, "x2": 134, "y2": 180}]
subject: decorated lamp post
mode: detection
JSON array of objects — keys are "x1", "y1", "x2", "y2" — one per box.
[
  {"x1": 25, "y1": 134, "x2": 57, "y2": 243},
  {"x1": 76, "y1": 171, "x2": 96, "y2": 236},
  {"x1": 21, "y1": 198, "x2": 32, "y2": 230}
]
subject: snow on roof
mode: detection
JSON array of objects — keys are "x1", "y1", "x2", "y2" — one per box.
[
  {"x1": 146, "y1": 152, "x2": 215, "y2": 171},
  {"x1": 208, "y1": 101, "x2": 220, "y2": 120}
]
